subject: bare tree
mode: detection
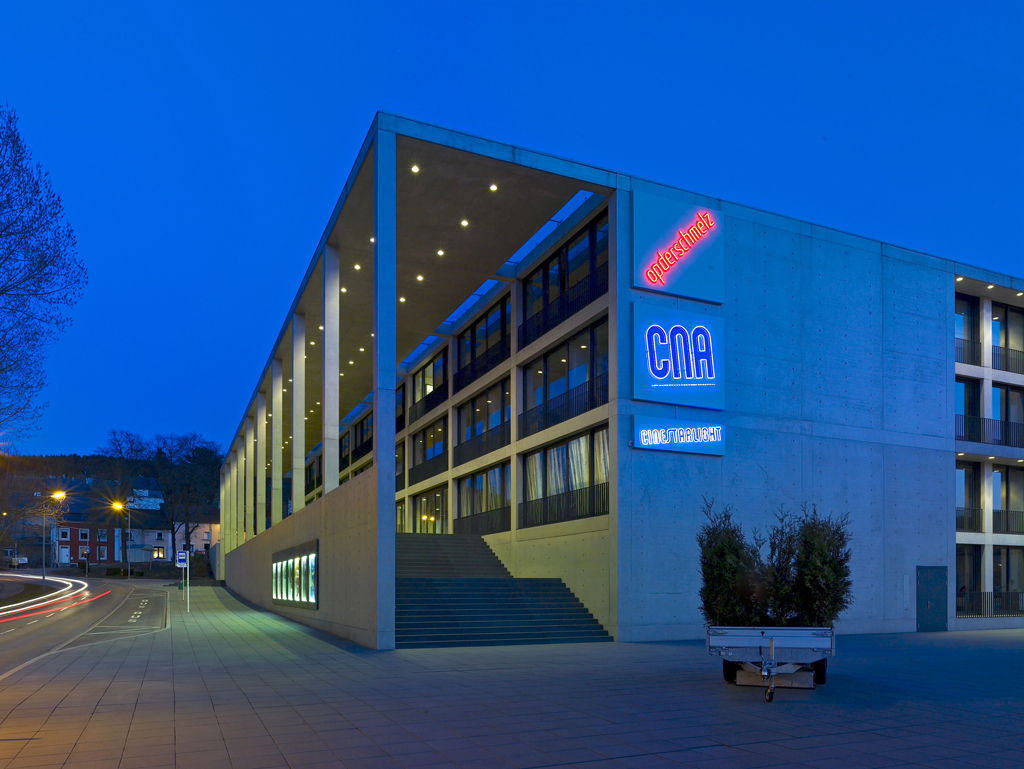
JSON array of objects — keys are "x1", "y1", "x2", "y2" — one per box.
[
  {"x1": 0, "y1": 105, "x2": 88, "y2": 441},
  {"x1": 151, "y1": 433, "x2": 221, "y2": 556}
]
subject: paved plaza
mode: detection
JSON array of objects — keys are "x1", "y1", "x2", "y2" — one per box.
[{"x1": 0, "y1": 586, "x2": 1022, "y2": 769}]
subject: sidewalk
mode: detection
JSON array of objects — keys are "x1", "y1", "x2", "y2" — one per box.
[{"x1": 0, "y1": 585, "x2": 1021, "y2": 769}]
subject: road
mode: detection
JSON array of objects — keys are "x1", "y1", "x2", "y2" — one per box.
[{"x1": 0, "y1": 574, "x2": 167, "y2": 676}]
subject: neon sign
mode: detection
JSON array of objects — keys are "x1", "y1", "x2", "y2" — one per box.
[
  {"x1": 633, "y1": 416, "x2": 724, "y2": 455},
  {"x1": 644, "y1": 211, "x2": 715, "y2": 286},
  {"x1": 633, "y1": 303, "x2": 723, "y2": 410},
  {"x1": 632, "y1": 191, "x2": 724, "y2": 303}
]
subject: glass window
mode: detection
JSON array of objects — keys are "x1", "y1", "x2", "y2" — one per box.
[
  {"x1": 525, "y1": 452, "x2": 543, "y2": 501},
  {"x1": 546, "y1": 258, "x2": 561, "y2": 305},
  {"x1": 396, "y1": 500, "x2": 407, "y2": 533},
  {"x1": 568, "y1": 329, "x2": 590, "y2": 390},
  {"x1": 395, "y1": 443, "x2": 405, "y2": 477},
  {"x1": 527, "y1": 361, "x2": 545, "y2": 410},
  {"x1": 567, "y1": 434, "x2": 589, "y2": 491},
  {"x1": 79, "y1": 529, "x2": 89, "y2": 541},
  {"x1": 566, "y1": 229, "x2": 590, "y2": 289},
  {"x1": 416, "y1": 485, "x2": 447, "y2": 534},
  {"x1": 457, "y1": 463, "x2": 511, "y2": 517},
  {"x1": 547, "y1": 443, "x2": 567, "y2": 496},
  {"x1": 525, "y1": 270, "x2": 544, "y2": 319},
  {"x1": 396, "y1": 383, "x2": 404, "y2": 419},
  {"x1": 341, "y1": 432, "x2": 350, "y2": 459},
  {"x1": 545, "y1": 346, "x2": 569, "y2": 400},
  {"x1": 413, "y1": 418, "x2": 446, "y2": 465},
  {"x1": 594, "y1": 428, "x2": 610, "y2": 486},
  {"x1": 523, "y1": 427, "x2": 609, "y2": 501},
  {"x1": 594, "y1": 320, "x2": 609, "y2": 376},
  {"x1": 457, "y1": 379, "x2": 510, "y2": 444},
  {"x1": 957, "y1": 544, "x2": 983, "y2": 593},
  {"x1": 594, "y1": 213, "x2": 609, "y2": 270}
]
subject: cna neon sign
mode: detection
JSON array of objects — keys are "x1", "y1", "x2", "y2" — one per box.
[
  {"x1": 644, "y1": 323, "x2": 715, "y2": 384},
  {"x1": 644, "y1": 211, "x2": 716, "y2": 286}
]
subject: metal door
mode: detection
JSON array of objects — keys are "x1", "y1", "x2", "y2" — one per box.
[{"x1": 916, "y1": 566, "x2": 948, "y2": 632}]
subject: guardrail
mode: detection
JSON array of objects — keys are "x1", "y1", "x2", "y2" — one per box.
[
  {"x1": 518, "y1": 263, "x2": 608, "y2": 349},
  {"x1": 453, "y1": 337, "x2": 510, "y2": 394},
  {"x1": 993, "y1": 509, "x2": 1024, "y2": 535},
  {"x1": 518, "y1": 372, "x2": 609, "y2": 440},
  {"x1": 518, "y1": 483, "x2": 609, "y2": 530},
  {"x1": 956, "y1": 591, "x2": 1024, "y2": 618},
  {"x1": 955, "y1": 414, "x2": 1024, "y2": 448},
  {"x1": 955, "y1": 338, "x2": 982, "y2": 366},
  {"x1": 452, "y1": 506, "x2": 511, "y2": 535},
  {"x1": 956, "y1": 507, "x2": 983, "y2": 533},
  {"x1": 409, "y1": 382, "x2": 449, "y2": 425},
  {"x1": 453, "y1": 421, "x2": 511, "y2": 467},
  {"x1": 992, "y1": 345, "x2": 1024, "y2": 375},
  {"x1": 408, "y1": 453, "x2": 448, "y2": 487}
]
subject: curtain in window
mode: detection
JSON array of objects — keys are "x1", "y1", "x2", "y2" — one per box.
[
  {"x1": 486, "y1": 466, "x2": 503, "y2": 511},
  {"x1": 525, "y1": 452, "x2": 543, "y2": 501},
  {"x1": 547, "y1": 444, "x2": 567, "y2": 496},
  {"x1": 458, "y1": 477, "x2": 473, "y2": 518},
  {"x1": 568, "y1": 435, "x2": 589, "y2": 491},
  {"x1": 473, "y1": 474, "x2": 484, "y2": 516},
  {"x1": 594, "y1": 428, "x2": 610, "y2": 486}
]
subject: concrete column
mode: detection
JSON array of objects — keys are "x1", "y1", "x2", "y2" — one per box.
[
  {"x1": 323, "y1": 245, "x2": 341, "y2": 494},
  {"x1": 271, "y1": 359, "x2": 284, "y2": 526},
  {"x1": 245, "y1": 416, "x2": 255, "y2": 539},
  {"x1": 219, "y1": 467, "x2": 227, "y2": 577},
  {"x1": 256, "y1": 393, "x2": 267, "y2": 534},
  {"x1": 373, "y1": 128, "x2": 397, "y2": 650},
  {"x1": 509, "y1": 275, "x2": 522, "y2": 543},
  {"x1": 234, "y1": 439, "x2": 244, "y2": 542},
  {"x1": 226, "y1": 455, "x2": 235, "y2": 550},
  {"x1": 291, "y1": 313, "x2": 306, "y2": 514},
  {"x1": 608, "y1": 186, "x2": 632, "y2": 642},
  {"x1": 982, "y1": 461, "x2": 994, "y2": 592}
]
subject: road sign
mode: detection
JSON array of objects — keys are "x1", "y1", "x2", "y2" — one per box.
[{"x1": 176, "y1": 551, "x2": 188, "y2": 567}]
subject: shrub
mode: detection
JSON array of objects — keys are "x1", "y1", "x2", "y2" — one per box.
[
  {"x1": 699, "y1": 501, "x2": 853, "y2": 628},
  {"x1": 696, "y1": 497, "x2": 765, "y2": 626}
]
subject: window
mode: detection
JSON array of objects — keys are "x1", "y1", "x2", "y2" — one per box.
[
  {"x1": 457, "y1": 462, "x2": 511, "y2": 519},
  {"x1": 956, "y1": 462, "x2": 981, "y2": 532},
  {"x1": 98, "y1": 546, "x2": 108, "y2": 561},
  {"x1": 396, "y1": 442, "x2": 405, "y2": 488},
  {"x1": 203, "y1": 531, "x2": 211, "y2": 540},
  {"x1": 992, "y1": 546, "x2": 1024, "y2": 593},
  {"x1": 993, "y1": 385, "x2": 1024, "y2": 423},
  {"x1": 79, "y1": 529, "x2": 89, "y2": 541},
  {"x1": 955, "y1": 294, "x2": 978, "y2": 341},
  {"x1": 523, "y1": 211, "x2": 608, "y2": 321},
  {"x1": 396, "y1": 499, "x2": 407, "y2": 532},
  {"x1": 415, "y1": 485, "x2": 448, "y2": 534},
  {"x1": 957, "y1": 544, "x2": 982, "y2": 593},
  {"x1": 97, "y1": 529, "x2": 108, "y2": 542},
  {"x1": 340, "y1": 431, "x2": 351, "y2": 469},
  {"x1": 155, "y1": 531, "x2": 164, "y2": 541},
  {"x1": 413, "y1": 349, "x2": 448, "y2": 405},
  {"x1": 153, "y1": 547, "x2": 165, "y2": 559},
  {"x1": 457, "y1": 379, "x2": 511, "y2": 444},
  {"x1": 355, "y1": 412, "x2": 373, "y2": 447},
  {"x1": 78, "y1": 546, "x2": 89, "y2": 560},
  {"x1": 396, "y1": 381, "x2": 405, "y2": 423},
  {"x1": 457, "y1": 295, "x2": 511, "y2": 371},
  {"x1": 59, "y1": 528, "x2": 70, "y2": 541},
  {"x1": 523, "y1": 427, "x2": 610, "y2": 502},
  {"x1": 524, "y1": 319, "x2": 608, "y2": 411},
  {"x1": 412, "y1": 418, "x2": 447, "y2": 467}
]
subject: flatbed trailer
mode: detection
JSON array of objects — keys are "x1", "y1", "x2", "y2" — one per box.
[{"x1": 707, "y1": 626, "x2": 835, "y2": 701}]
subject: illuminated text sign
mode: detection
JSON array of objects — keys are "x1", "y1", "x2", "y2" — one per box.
[
  {"x1": 633, "y1": 302, "x2": 724, "y2": 410},
  {"x1": 633, "y1": 416, "x2": 724, "y2": 455},
  {"x1": 644, "y1": 211, "x2": 716, "y2": 286}
]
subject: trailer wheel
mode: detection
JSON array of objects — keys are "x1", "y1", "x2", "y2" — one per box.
[
  {"x1": 764, "y1": 687, "x2": 774, "y2": 702},
  {"x1": 722, "y1": 660, "x2": 739, "y2": 683},
  {"x1": 812, "y1": 659, "x2": 827, "y2": 685}
]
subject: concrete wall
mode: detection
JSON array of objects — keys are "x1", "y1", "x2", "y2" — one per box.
[
  {"x1": 485, "y1": 515, "x2": 611, "y2": 631},
  {"x1": 225, "y1": 468, "x2": 384, "y2": 648},
  {"x1": 615, "y1": 180, "x2": 957, "y2": 641}
]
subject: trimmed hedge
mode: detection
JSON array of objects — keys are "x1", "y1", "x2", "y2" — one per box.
[{"x1": 698, "y1": 497, "x2": 852, "y2": 627}]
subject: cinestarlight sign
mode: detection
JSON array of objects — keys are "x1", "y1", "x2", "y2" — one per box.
[
  {"x1": 633, "y1": 302, "x2": 724, "y2": 410},
  {"x1": 634, "y1": 416, "x2": 725, "y2": 455}
]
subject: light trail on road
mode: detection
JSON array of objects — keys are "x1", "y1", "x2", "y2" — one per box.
[
  {"x1": 0, "y1": 575, "x2": 89, "y2": 616},
  {"x1": 0, "y1": 590, "x2": 112, "y2": 624}
]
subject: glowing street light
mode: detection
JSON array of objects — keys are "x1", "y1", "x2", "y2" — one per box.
[{"x1": 112, "y1": 501, "x2": 132, "y2": 580}]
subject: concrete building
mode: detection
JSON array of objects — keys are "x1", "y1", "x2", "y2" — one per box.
[{"x1": 221, "y1": 113, "x2": 1024, "y2": 649}]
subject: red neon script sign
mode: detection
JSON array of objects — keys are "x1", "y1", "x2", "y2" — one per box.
[{"x1": 645, "y1": 211, "x2": 716, "y2": 285}]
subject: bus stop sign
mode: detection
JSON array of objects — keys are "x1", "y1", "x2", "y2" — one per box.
[{"x1": 176, "y1": 551, "x2": 188, "y2": 567}]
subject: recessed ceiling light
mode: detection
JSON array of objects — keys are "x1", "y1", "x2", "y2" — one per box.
[
  {"x1": 349, "y1": 361, "x2": 354, "y2": 365},
  {"x1": 359, "y1": 348, "x2": 365, "y2": 352},
  {"x1": 354, "y1": 264, "x2": 361, "y2": 270},
  {"x1": 994, "y1": 317, "x2": 1000, "y2": 320},
  {"x1": 288, "y1": 379, "x2": 292, "y2": 382},
  {"x1": 461, "y1": 220, "x2": 468, "y2": 227},
  {"x1": 489, "y1": 184, "x2": 497, "y2": 191},
  {"x1": 340, "y1": 373, "x2": 344, "y2": 376},
  {"x1": 989, "y1": 456, "x2": 995, "y2": 460},
  {"x1": 437, "y1": 250, "x2": 444, "y2": 256},
  {"x1": 411, "y1": 165, "x2": 419, "y2": 173},
  {"x1": 319, "y1": 325, "x2": 324, "y2": 330},
  {"x1": 400, "y1": 297, "x2": 406, "y2": 302},
  {"x1": 581, "y1": 345, "x2": 587, "y2": 349},
  {"x1": 1017, "y1": 292, "x2": 1023, "y2": 297},
  {"x1": 316, "y1": 402, "x2": 320, "y2": 405},
  {"x1": 987, "y1": 284, "x2": 994, "y2": 289},
  {"x1": 957, "y1": 453, "x2": 964, "y2": 456},
  {"x1": 310, "y1": 341, "x2": 315, "y2": 345},
  {"x1": 416, "y1": 275, "x2": 423, "y2": 281},
  {"x1": 341, "y1": 287, "x2": 347, "y2": 293},
  {"x1": 955, "y1": 276, "x2": 963, "y2": 282},
  {"x1": 370, "y1": 237, "x2": 375, "y2": 243}
]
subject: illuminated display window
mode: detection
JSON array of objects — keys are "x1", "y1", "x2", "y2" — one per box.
[{"x1": 271, "y1": 540, "x2": 318, "y2": 609}]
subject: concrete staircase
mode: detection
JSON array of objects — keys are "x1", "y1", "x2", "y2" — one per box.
[{"x1": 395, "y1": 533, "x2": 612, "y2": 648}]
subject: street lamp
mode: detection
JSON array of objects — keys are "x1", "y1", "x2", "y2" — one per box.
[
  {"x1": 112, "y1": 501, "x2": 131, "y2": 580},
  {"x1": 43, "y1": 491, "x2": 66, "y2": 588}
]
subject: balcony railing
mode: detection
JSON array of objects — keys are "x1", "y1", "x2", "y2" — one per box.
[
  {"x1": 955, "y1": 414, "x2": 1024, "y2": 449},
  {"x1": 453, "y1": 336, "x2": 510, "y2": 394},
  {"x1": 519, "y1": 372, "x2": 609, "y2": 440},
  {"x1": 352, "y1": 437, "x2": 373, "y2": 462},
  {"x1": 956, "y1": 591, "x2": 1024, "y2": 618},
  {"x1": 340, "y1": 453, "x2": 350, "y2": 472},
  {"x1": 956, "y1": 507, "x2": 982, "y2": 533},
  {"x1": 992, "y1": 345, "x2": 1024, "y2": 375},
  {"x1": 408, "y1": 453, "x2": 448, "y2": 487},
  {"x1": 955, "y1": 338, "x2": 982, "y2": 366},
  {"x1": 453, "y1": 506, "x2": 511, "y2": 536},
  {"x1": 993, "y1": 509, "x2": 1024, "y2": 535},
  {"x1": 453, "y1": 421, "x2": 511, "y2": 467},
  {"x1": 409, "y1": 381, "x2": 449, "y2": 425},
  {"x1": 518, "y1": 262, "x2": 608, "y2": 349},
  {"x1": 518, "y1": 483, "x2": 609, "y2": 530}
]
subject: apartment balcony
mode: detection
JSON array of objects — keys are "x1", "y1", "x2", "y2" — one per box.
[
  {"x1": 408, "y1": 453, "x2": 447, "y2": 487},
  {"x1": 409, "y1": 382, "x2": 449, "y2": 425},
  {"x1": 992, "y1": 346, "x2": 1024, "y2": 376},
  {"x1": 993, "y1": 509, "x2": 1024, "y2": 535},
  {"x1": 955, "y1": 338, "x2": 982, "y2": 366},
  {"x1": 452, "y1": 506, "x2": 511, "y2": 535},
  {"x1": 956, "y1": 507, "x2": 982, "y2": 533},
  {"x1": 453, "y1": 421, "x2": 511, "y2": 467},
  {"x1": 518, "y1": 372, "x2": 609, "y2": 440},
  {"x1": 518, "y1": 483, "x2": 609, "y2": 530},
  {"x1": 352, "y1": 437, "x2": 373, "y2": 462},
  {"x1": 955, "y1": 414, "x2": 1024, "y2": 449},
  {"x1": 453, "y1": 337, "x2": 510, "y2": 394},
  {"x1": 956, "y1": 591, "x2": 1024, "y2": 618},
  {"x1": 518, "y1": 263, "x2": 608, "y2": 349}
]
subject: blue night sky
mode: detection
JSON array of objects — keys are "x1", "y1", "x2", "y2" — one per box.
[{"x1": 1, "y1": 1, "x2": 1021, "y2": 456}]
